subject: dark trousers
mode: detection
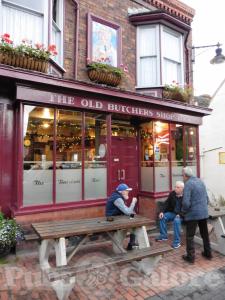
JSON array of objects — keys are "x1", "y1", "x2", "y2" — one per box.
[{"x1": 186, "y1": 219, "x2": 211, "y2": 259}]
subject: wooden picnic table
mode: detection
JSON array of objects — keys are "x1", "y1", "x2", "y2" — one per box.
[
  {"x1": 32, "y1": 215, "x2": 171, "y2": 300},
  {"x1": 194, "y1": 206, "x2": 225, "y2": 255}
]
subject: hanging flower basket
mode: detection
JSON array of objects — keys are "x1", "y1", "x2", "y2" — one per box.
[
  {"x1": 163, "y1": 82, "x2": 193, "y2": 103},
  {"x1": 88, "y1": 69, "x2": 121, "y2": 87},
  {"x1": 87, "y1": 62, "x2": 124, "y2": 87}
]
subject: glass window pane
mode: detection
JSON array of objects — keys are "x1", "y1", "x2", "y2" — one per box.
[
  {"x1": 84, "y1": 113, "x2": 107, "y2": 200},
  {"x1": 154, "y1": 121, "x2": 170, "y2": 192},
  {"x1": 2, "y1": 1, "x2": 44, "y2": 46},
  {"x1": 163, "y1": 29, "x2": 181, "y2": 62},
  {"x1": 5, "y1": 0, "x2": 45, "y2": 12},
  {"x1": 111, "y1": 120, "x2": 136, "y2": 137},
  {"x1": 140, "y1": 122, "x2": 154, "y2": 192},
  {"x1": 171, "y1": 124, "x2": 184, "y2": 187},
  {"x1": 23, "y1": 106, "x2": 54, "y2": 206},
  {"x1": 163, "y1": 59, "x2": 181, "y2": 85},
  {"x1": 56, "y1": 110, "x2": 82, "y2": 202},
  {"x1": 139, "y1": 26, "x2": 157, "y2": 56},
  {"x1": 140, "y1": 57, "x2": 157, "y2": 86},
  {"x1": 186, "y1": 126, "x2": 197, "y2": 176}
]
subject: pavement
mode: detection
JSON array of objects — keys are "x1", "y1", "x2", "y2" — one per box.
[{"x1": 1, "y1": 233, "x2": 225, "y2": 300}]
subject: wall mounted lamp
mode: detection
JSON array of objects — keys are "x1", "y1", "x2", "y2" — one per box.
[{"x1": 192, "y1": 42, "x2": 225, "y2": 64}]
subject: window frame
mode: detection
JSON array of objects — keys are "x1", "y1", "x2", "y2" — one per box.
[{"x1": 136, "y1": 23, "x2": 184, "y2": 88}]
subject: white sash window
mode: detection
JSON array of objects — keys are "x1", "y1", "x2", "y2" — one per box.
[{"x1": 137, "y1": 24, "x2": 184, "y2": 88}]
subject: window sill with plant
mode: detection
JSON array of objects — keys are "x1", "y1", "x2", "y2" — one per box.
[
  {"x1": 0, "y1": 33, "x2": 57, "y2": 73},
  {"x1": 87, "y1": 58, "x2": 128, "y2": 87}
]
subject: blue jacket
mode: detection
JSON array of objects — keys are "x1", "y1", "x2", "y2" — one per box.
[
  {"x1": 105, "y1": 192, "x2": 124, "y2": 216},
  {"x1": 182, "y1": 176, "x2": 208, "y2": 221}
]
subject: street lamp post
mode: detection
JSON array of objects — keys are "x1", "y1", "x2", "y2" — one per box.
[{"x1": 192, "y1": 43, "x2": 225, "y2": 64}]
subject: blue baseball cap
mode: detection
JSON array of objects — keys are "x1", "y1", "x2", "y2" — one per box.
[{"x1": 116, "y1": 183, "x2": 132, "y2": 192}]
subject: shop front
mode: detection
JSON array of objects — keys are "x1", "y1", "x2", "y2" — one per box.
[{"x1": 0, "y1": 73, "x2": 210, "y2": 223}]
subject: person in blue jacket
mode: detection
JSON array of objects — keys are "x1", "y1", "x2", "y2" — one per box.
[
  {"x1": 106, "y1": 183, "x2": 137, "y2": 250},
  {"x1": 181, "y1": 167, "x2": 212, "y2": 263}
]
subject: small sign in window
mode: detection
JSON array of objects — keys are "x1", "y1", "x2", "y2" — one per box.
[{"x1": 219, "y1": 152, "x2": 225, "y2": 164}]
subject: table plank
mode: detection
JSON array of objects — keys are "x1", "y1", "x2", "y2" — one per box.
[
  {"x1": 32, "y1": 215, "x2": 154, "y2": 239},
  {"x1": 208, "y1": 207, "x2": 225, "y2": 218}
]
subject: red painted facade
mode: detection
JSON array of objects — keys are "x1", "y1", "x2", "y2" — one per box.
[{"x1": 0, "y1": 0, "x2": 210, "y2": 224}]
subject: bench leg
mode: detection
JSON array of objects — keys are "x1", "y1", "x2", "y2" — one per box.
[
  {"x1": 133, "y1": 226, "x2": 161, "y2": 275},
  {"x1": 112, "y1": 230, "x2": 127, "y2": 253},
  {"x1": 134, "y1": 226, "x2": 150, "y2": 248},
  {"x1": 39, "y1": 239, "x2": 55, "y2": 270},
  {"x1": 51, "y1": 277, "x2": 76, "y2": 300},
  {"x1": 54, "y1": 237, "x2": 67, "y2": 267},
  {"x1": 195, "y1": 217, "x2": 225, "y2": 255}
]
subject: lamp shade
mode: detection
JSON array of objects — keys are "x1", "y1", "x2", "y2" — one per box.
[{"x1": 210, "y1": 47, "x2": 225, "y2": 64}]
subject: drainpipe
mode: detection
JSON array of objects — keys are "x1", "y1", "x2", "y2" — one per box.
[{"x1": 71, "y1": 0, "x2": 79, "y2": 79}]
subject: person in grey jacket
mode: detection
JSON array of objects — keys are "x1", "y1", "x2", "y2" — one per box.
[{"x1": 181, "y1": 167, "x2": 212, "y2": 263}]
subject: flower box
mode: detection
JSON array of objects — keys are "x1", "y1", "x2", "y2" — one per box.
[
  {"x1": 0, "y1": 33, "x2": 57, "y2": 73},
  {"x1": 0, "y1": 51, "x2": 49, "y2": 73}
]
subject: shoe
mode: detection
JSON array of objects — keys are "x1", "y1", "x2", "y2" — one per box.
[
  {"x1": 126, "y1": 243, "x2": 139, "y2": 251},
  {"x1": 172, "y1": 243, "x2": 181, "y2": 249},
  {"x1": 182, "y1": 254, "x2": 194, "y2": 264},
  {"x1": 201, "y1": 251, "x2": 213, "y2": 260},
  {"x1": 155, "y1": 237, "x2": 168, "y2": 242}
]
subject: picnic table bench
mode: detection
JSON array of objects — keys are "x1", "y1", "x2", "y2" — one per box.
[
  {"x1": 194, "y1": 206, "x2": 225, "y2": 255},
  {"x1": 32, "y1": 215, "x2": 171, "y2": 300}
]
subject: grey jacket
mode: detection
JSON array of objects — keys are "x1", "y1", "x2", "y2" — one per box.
[{"x1": 182, "y1": 176, "x2": 208, "y2": 221}]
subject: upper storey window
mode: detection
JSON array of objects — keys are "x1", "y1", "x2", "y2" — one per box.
[
  {"x1": 0, "y1": 0, "x2": 63, "y2": 65},
  {"x1": 137, "y1": 24, "x2": 184, "y2": 88}
]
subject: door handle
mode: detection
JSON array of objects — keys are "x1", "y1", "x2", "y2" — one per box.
[
  {"x1": 118, "y1": 169, "x2": 121, "y2": 180},
  {"x1": 121, "y1": 169, "x2": 125, "y2": 180}
]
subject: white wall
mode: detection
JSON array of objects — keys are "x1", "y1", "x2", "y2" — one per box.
[{"x1": 199, "y1": 82, "x2": 225, "y2": 198}]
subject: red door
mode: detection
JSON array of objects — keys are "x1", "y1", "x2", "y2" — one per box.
[{"x1": 111, "y1": 136, "x2": 138, "y2": 200}]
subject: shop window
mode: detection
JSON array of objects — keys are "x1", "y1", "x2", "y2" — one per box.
[
  {"x1": 23, "y1": 106, "x2": 108, "y2": 207},
  {"x1": 23, "y1": 106, "x2": 54, "y2": 206},
  {"x1": 0, "y1": 0, "x2": 63, "y2": 65},
  {"x1": 56, "y1": 110, "x2": 82, "y2": 203},
  {"x1": 185, "y1": 126, "x2": 197, "y2": 175},
  {"x1": 84, "y1": 113, "x2": 107, "y2": 200},
  {"x1": 140, "y1": 122, "x2": 154, "y2": 192},
  {"x1": 154, "y1": 121, "x2": 170, "y2": 192},
  {"x1": 140, "y1": 121, "x2": 170, "y2": 193},
  {"x1": 171, "y1": 123, "x2": 184, "y2": 187},
  {"x1": 137, "y1": 25, "x2": 184, "y2": 87}
]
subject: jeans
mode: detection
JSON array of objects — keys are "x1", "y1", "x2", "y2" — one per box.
[
  {"x1": 159, "y1": 212, "x2": 182, "y2": 246},
  {"x1": 185, "y1": 219, "x2": 211, "y2": 259}
]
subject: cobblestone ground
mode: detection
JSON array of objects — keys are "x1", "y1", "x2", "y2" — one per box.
[{"x1": 1, "y1": 235, "x2": 225, "y2": 300}]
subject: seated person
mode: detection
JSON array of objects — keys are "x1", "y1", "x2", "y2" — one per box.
[
  {"x1": 105, "y1": 183, "x2": 137, "y2": 250},
  {"x1": 156, "y1": 181, "x2": 184, "y2": 249}
]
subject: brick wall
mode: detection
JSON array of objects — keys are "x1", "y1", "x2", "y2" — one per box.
[
  {"x1": 64, "y1": 0, "x2": 143, "y2": 90},
  {"x1": 63, "y1": 0, "x2": 194, "y2": 91}
]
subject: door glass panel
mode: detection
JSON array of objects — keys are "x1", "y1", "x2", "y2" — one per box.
[
  {"x1": 171, "y1": 124, "x2": 184, "y2": 187},
  {"x1": 154, "y1": 121, "x2": 170, "y2": 192},
  {"x1": 140, "y1": 122, "x2": 154, "y2": 192},
  {"x1": 56, "y1": 110, "x2": 82, "y2": 202},
  {"x1": 185, "y1": 126, "x2": 197, "y2": 176},
  {"x1": 23, "y1": 106, "x2": 54, "y2": 206},
  {"x1": 84, "y1": 113, "x2": 107, "y2": 200}
]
